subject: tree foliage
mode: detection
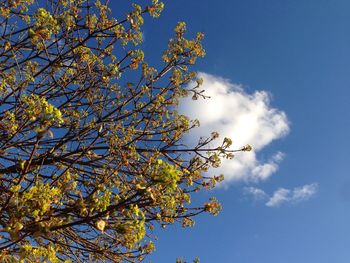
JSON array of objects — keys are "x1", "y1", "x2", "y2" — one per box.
[{"x1": 0, "y1": 0, "x2": 250, "y2": 261}]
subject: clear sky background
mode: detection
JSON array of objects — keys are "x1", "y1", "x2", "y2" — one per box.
[{"x1": 112, "y1": 1, "x2": 350, "y2": 262}]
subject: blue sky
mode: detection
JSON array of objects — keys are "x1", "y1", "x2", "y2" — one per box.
[{"x1": 112, "y1": 1, "x2": 350, "y2": 262}]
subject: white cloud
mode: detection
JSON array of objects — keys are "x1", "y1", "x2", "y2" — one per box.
[
  {"x1": 290, "y1": 183, "x2": 319, "y2": 203},
  {"x1": 179, "y1": 72, "x2": 289, "y2": 183},
  {"x1": 244, "y1": 183, "x2": 319, "y2": 207},
  {"x1": 251, "y1": 152, "x2": 285, "y2": 181},
  {"x1": 243, "y1": 187, "x2": 269, "y2": 201},
  {"x1": 266, "y1": 188, "x2": 291, "y2": 207}
]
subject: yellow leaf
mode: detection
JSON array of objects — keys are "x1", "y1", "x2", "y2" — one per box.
[{"x1": 96, "y1": 220, "x2": 106, "y2": 232}]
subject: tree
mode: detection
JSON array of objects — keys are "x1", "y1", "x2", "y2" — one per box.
[{"x1": 0, "y1": 0, "x2": 251, "y2": 261}]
